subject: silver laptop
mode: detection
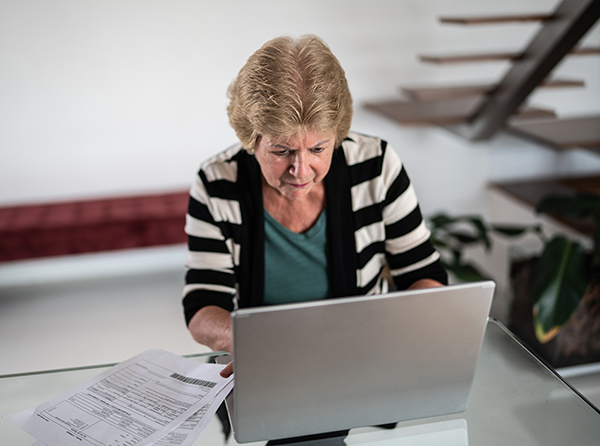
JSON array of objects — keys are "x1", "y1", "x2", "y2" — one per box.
[{"x1": 219, "y1": 281, "x2": 494, "y2": 443}]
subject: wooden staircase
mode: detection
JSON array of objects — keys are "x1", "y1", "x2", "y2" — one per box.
[{"x1": 365, "y1": 0, "x2": 600, "y2": 149}]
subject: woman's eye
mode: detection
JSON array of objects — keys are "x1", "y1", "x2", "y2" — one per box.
[
  {"x1": 312, "y1": 147, "x2": 325, "y2": 153},
  {"x1": 274, "y1": 150, "x2": 290, "y2": 157}
]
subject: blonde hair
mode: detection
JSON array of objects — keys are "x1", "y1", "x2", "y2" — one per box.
[{"x1": 227, "y1": 35, "x2": 353, "y2": 152}]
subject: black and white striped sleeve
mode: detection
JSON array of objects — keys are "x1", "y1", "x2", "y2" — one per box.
[
  {"x1": 182, "y1": 149, "x2": 242, "y2": 324},
  {"x1": 380, "y1": 144, "x2": 447, "y2": 289}
]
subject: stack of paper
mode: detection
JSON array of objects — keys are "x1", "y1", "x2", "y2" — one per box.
[{"x1": 11, "y1": 349, "x2": 233, "y2": 446}]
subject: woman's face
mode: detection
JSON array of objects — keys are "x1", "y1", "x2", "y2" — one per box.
[{"x1": 254, "y1": 129, "x2": 336, "y2": 202}]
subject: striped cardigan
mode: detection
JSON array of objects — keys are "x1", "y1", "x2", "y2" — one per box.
[{"x1": 183, "y1": 132, "x2": 447, "y2": 324}]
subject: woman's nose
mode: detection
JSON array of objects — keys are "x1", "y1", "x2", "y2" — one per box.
[{"x1": 290, "y1": 152, "x2": 310, "y2": 178}]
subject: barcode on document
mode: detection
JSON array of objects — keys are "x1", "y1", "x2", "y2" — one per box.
[{"x1": 170, "y1": 372, "x2": 217, "y2": 388}]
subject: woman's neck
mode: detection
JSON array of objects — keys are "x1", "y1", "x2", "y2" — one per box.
[{"x1": 262, "y1": 180, "x2": 326, "y2": 234}]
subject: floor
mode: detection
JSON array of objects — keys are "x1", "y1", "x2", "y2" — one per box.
[{"x1": 0, "y1": 245, "x2": 598, "y2": 412}]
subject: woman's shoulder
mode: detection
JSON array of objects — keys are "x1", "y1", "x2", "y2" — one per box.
[
  {"x1": 341, "y1": 131, "x2": 399, "y2": 166},
  {"x1": 199, "y1": 142, "x2": 244, "y2": 169},
  {"x1": 197, "y1": 142, "x2": 246, "y2": 183}
]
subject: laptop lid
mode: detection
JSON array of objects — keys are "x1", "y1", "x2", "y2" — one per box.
[{"x1": 227, "y1": 281, "x2": 494, "y2": 443}]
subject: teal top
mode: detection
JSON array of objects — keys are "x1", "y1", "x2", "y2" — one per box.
[{"x1": 263, "y1": 209, "x2": 330, "y2": 305}]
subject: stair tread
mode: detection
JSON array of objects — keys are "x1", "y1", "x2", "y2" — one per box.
[
  {"x1": 439, "y1": 13, "x2": 553, "y2": 25},
  {"x1": 490, "y1": 175, "x2": 600, "y2": 236},
  {"x1": 419, "y1": 46, "x2": 600, "y2": 64},
  {"x1": 508, "y1": 115, "x2": 600, "y2": 149},
  {"x1": 364, "y1": 97, "x2": 554, "y2": 125},
  {"x1": 400, "y1": 78, "x2": 585, "y2": 101}
]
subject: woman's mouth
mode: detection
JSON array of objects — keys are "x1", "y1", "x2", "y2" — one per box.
[{"x1": 289, "y1": 182, "x2": 310, "y2": 188}]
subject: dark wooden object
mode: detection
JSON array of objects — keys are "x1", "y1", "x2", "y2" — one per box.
[
  {"x1": 508, "y1": 115, "x2": 600, "y2": 151},
  {"x1": 365, "y1": 1, "x2": 600, "y2": 145},
  {"x1": 364, "y1": 97, "x2": 555, "y2": 125},
  {"x1": 400, "y1": 78, "x2": 584, "y2": 102},
  {"x1": 462, "y1": 0, "x2": 600, "y2": 140},
  {"x1": 419, "y1": 50, "x2": 520, "y2": 64},
  {"x1": 489, "y1": 175, "x2": 600, "y2": 236},
  {"x1": 419, "y1": 46, "x2": 600, "y2": 64},
  {"x1": 439, "y1": 13, "x2": 554, "y2": 25}
]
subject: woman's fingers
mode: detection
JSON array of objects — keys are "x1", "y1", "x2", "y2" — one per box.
[{"x1": 220, "y1": 360, "x2": 234, "y2": 378}]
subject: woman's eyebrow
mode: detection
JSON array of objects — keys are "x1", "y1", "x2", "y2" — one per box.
[
  {"x1": 270, "y1": 140, "x2": 331, "y2": 150},
  {"x1": 271, "y1": 144, "x2": 292, "y2": 150},
  {"x1": 310, "y1": 140, "x2": 331, "y2": 148}
]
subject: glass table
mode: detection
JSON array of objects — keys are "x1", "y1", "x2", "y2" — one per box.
[{"x1": 1, "y1": 320, "x2": 599, "y2": 445}]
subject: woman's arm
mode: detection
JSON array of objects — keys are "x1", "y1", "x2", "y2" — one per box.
[
  {"x1": 188, "y1": 305, "x2": 234, "y2": 378},
  {"x1": 188, "y1": 305, "x2": 233, "y2": 352},
  {"x1": 379, "y1": 143, "x2": 448, "y2": 289}
]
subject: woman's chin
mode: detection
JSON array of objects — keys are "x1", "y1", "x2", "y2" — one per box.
[
  {"x1": 273, "y1": 181, "x2": 311, "y2": 200},
  {"x1": 284, "y1": 191, "x2": 309, "y2": 202}
]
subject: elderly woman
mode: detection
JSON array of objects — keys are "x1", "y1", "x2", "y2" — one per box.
[{"x1": 183, "y1": 35, "x2": 447, "y2": 377}]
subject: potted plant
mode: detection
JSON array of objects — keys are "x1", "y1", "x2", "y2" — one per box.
[{"x1": 428, "y1": 192, "x2": 600, "y2": 367}]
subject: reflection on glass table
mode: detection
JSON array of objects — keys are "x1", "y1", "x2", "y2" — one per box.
[{"x1": 1, "y1": 320, "x2": 599, "y2": 445}]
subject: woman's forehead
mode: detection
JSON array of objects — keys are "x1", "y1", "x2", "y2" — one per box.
[{"x1": 264, "y1": 129, "x2": 335, "y2": 148}]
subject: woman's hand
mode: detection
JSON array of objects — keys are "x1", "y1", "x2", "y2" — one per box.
[{"x1": 407, "y1": 278, "x2": 445, "y2": 290}]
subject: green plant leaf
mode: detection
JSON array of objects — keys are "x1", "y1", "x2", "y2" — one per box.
[
  {"x1": 491, "y1": 225, "x2": 530, "y2": 237},
  {"x1": 537, "y1": 193, "x2": 599, "y2": 259},
  {"x1": 429, "y1": 214, "x2": 495, "y2": 251},
  {"x1": 530, "y1": 236, "x2": 590, "y2": 343},
  {"x1": 537, "y1": 193, "x2": 600, "y2": 219},
  {"x1": 430, "y1": 237, "x2": 451, "y2": 250},
  {"x1": 453, "y1": 249, "x2": 464, "y2": 265},
  {"x1": 430, "y1": 214, "x2": 455, "y2": 228},
  {"x1": 464, "y1": 217, "x2": 490, "y2": 249},
  {"x1": 447, "y1": 230, "x2": 481, "y2": 245}
]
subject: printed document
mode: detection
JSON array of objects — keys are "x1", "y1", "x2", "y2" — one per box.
[{"x1": 11, "y1": 349, "x2": 233, "y2": 446}]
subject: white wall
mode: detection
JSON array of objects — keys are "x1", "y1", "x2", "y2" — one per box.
[{"x1": 1, "y1": 0, "x2": 599, "y2": 217}]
